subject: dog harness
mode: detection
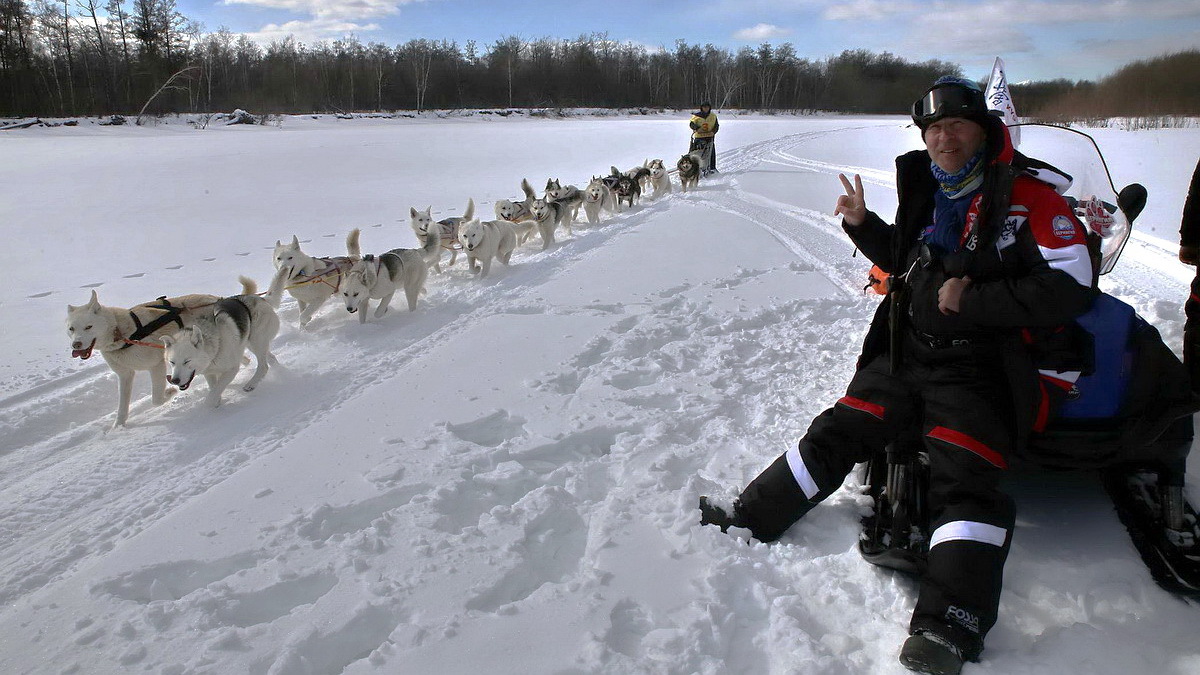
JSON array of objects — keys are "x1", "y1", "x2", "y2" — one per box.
[
  {"x1": 120, "y1": 297, "x2": 186, "y2": 349},
  {"x1": 288, "y1": 258, "x2": 349, "y2": 292}
]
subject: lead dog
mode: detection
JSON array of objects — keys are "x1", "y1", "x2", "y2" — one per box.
[
  {"x1": 646, "y1": 159, "x2": 672, "y2": 199},
  {"x1": 340, "y1": 228, "x2": 436, "y2": 323},
  {"x1": 677, "y1": 152, "x2": 702, "y2": 192},
  {"x1": 67, "y1": 289, "x2": 220, "y2": 428},
  {"x1": 458, "y1": 219, "x2": 518, "y2": 279},
  {"x1": 161, "y1": 276, "x2": 281, "y2": 409},
  {"x1": 411, "y1": 198, "x2": 474, "y2": 273},
  {"x1": 270, "y1": 230, "x2": 362, "y2": 327},
  {"x1": 583, "y1": 176, "x2": 616, "y2": 224}
]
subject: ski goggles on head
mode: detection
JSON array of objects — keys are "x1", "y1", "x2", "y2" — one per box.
[{"x1": 911, "y1": 84, "x2": 986, "y2": 127}]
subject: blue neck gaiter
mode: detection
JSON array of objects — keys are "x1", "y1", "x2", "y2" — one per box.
[{"x1": 924, "y1": 148, "x2": 987, "y2": 254}]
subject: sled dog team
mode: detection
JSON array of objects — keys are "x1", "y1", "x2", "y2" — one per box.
[{"x1": 67, "y1": 159, "x2": 709, "y2": 428}]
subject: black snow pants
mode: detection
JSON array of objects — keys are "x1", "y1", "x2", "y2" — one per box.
[
  {"x1": 736, "y1": 335, "x2": 1016, "y2": 660},
  {"x1": 1185, "y1": 272, "x2": 1200, "y2": 392}
]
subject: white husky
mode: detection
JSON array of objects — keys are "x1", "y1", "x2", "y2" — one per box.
[
  {"x1": 67, "y1": 290, "x2": 220, "y2": 428},
  {"x1": 161, "y1": 276, "x2": 281, "y2": 409},
  {"x1": 646, "y1": 159, "x2": 672, "y2": 199},
  {"x1": 411, "y1": 198, "x2": 474, "y2": 273},
  {"x1": 528, "y1": 197, "x2": 570, "y2": 250},
  {"x1": 270, "y1": 230, "x2": 361, "y2": 327},
  {"x1": 494, "y1": 179, "x2": 537, "y2": 223},
  {"x1": 340, "y1": 229, "x2": 436, "y2": 323},
  {"x1": 458, "y1": 219, "x2": 518, "y2": 279},
  {"x1": 583, "y1": 176, "x2": 616, "y2": 224}
]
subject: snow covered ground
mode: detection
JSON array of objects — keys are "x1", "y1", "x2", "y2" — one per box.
[{"x1": 1, "y1": 112, "x2": 1199, "y2": 674}]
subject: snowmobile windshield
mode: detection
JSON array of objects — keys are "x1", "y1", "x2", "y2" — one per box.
[{"x1": 1013, "y1": 124, "x2": 1135, "y2": 275}]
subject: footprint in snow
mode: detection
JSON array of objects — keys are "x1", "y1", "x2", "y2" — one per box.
[
  {"x1": 123, "y1": 272, "x2": 145, "y2": 278},
  {"x1": 80, "y1": 282, "x2": 104, "y2": 288},
  {"x1": 28, "y1": 291, "x2": 53, "y2": 298},
  {"x1": 165, "y1": 265, "x2": 183, "y2": 270}
]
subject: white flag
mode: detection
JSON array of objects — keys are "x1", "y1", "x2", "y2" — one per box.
[{"x1": 985, "y1": 57, "x2": 1020, "y2": 148}]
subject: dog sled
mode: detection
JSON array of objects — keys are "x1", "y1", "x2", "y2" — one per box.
[
  {"x1": 858, "y1": 124, "x2": 1200, "y2": 598},
  {"x1": 689, "y1": 137, "x2": 715, "y2": 177}
]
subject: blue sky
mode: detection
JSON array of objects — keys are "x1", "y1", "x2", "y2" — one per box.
[{"x1": 176, "y1": 0, "x2": 1200, "y2": 83}]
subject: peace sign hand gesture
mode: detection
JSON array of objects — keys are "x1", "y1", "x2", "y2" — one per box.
[{"x1": 834, "y1": 173, "x2": 867, "y2": 227}]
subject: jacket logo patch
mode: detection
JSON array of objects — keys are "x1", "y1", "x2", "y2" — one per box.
[
  {"x1": 1052, "y1": 215, "x2": 1076, "y2": 240},
  {"x1": 997, "y1": 215, "x2": 1023, "y2": 250}
]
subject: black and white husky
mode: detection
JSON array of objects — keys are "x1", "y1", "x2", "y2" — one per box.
[
  {"x1": 677, "y1": 152, "x2": 702, "y2": 192},
  {"x1": 646, "y1": 158, "x2": 672, "y2": 199},
  {"x1": 544, "y1": 178, "x2": 583, "y2": 232},
  {"x1": 411, "y1": 198, "x2": 474, "y2": 273},
  {"x1": 161, "y1": 276, "x2": 281, "y2": 409},
  {"x1": 340, "y1": 228, "x2": 437, "y2": 323},
  {"x1": 614, "y1": 172, "x2": 642, "y2": 210},
  {"x1": 529, "y1": 197, "x2": 570, "y2": 250}
]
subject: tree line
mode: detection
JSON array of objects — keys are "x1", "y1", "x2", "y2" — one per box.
[{"x1": 2, "y1": 0, "x2": 1198, "y2": 119}]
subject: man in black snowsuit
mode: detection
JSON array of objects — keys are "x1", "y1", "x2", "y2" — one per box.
[
  {"x1": 700, "y1": 78, "x2": 1097, "y2": 675},
  {"x1": 1178, "y1": 157, "x2": 1200, "y2": 390}
]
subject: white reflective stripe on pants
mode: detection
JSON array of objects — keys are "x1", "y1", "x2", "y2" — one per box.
[
  {"x1": 929, "y1": 520, "x2": 1008, "y2": 549},
  {"x1": 785, "y1": 446, "x2": 819, "y2": 500}
]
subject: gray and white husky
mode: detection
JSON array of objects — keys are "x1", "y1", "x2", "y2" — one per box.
[
  {"x1": 458, "y1": 219, "x2": 518, "y2": 279},
  {"x1": 411, "y1": 197, "x2": 474, "y2": 273},
  {"x1": 161, "y1": 276, "x2": 281, "y2": 409},
  {"x1": 67, "y1": 289, "x2": 220, "y2": 428},
  {"x1": 340, "y1": 228, "x2": 436, "y2": 323},
  {"x1": 677, "y1": 152, "x2": 702, "y2": 192},
  {"x1": 544, "y1": 178, "x2": 584, "y2": 228},
  {"x1": 646, "y1": 159, "x2": 672, "y2": 199},
  {"x1": 529, "y1": 197, "x2": 570, "y2": 250},
  {"x1": 494, "y1": 179, "x2": 537, "y2": 223},
  {"x1": 583, "y1": 176, "x2": 617, "y2": 224},
  {"x1": 270, "y1": 230, "x2": 362, "y2": 327}
]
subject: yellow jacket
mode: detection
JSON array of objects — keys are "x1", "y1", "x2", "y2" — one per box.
[{"x1": 690, "y1": 111, "x2": 718, "y2": 139}]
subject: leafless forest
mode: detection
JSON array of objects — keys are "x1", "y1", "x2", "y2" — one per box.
[{"x1": 2, "y1": 0, "x2": 1198, "y2": 119}]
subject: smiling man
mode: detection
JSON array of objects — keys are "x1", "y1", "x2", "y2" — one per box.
[{"x1": 701, "y1": 77, "x2": 1097, "y2": 675}]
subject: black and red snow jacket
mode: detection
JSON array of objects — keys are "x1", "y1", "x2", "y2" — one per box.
[{"x1": 845, "y1": 121, "x2": 1096, "y2": 442}]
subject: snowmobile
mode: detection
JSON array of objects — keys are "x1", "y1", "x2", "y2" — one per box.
[{"x1": 858, "y1": 124, "x2": 1200, "y2": 598}]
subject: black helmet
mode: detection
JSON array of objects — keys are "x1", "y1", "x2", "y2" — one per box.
[
  {"x1": 911, "y1": 77, "x2": 989, "y2": 130},
  {"x1": 699, "y1": 102, "x2": 712, "y2": 109}
]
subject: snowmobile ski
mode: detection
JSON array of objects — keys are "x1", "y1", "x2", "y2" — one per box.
[{"x1": 1102, "y1": 470, "x2": 1200, "y2": 599}]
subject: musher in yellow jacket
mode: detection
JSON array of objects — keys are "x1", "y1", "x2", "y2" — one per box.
[{"x1": 689, "y1": 102, "x2": 719, "y2": 175}]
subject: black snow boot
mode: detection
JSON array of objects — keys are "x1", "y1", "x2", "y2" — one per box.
[{"x1": 899, "y1": 632, "x2": 964, "y2": 675}]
